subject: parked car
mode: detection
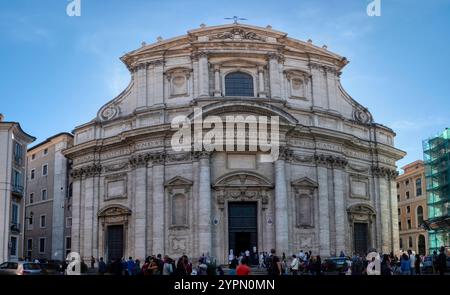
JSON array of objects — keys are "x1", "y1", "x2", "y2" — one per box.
[
  {"x1": 322, "y1": 257, "x2": 351, "y2": 274},
  {"x1": 0, "y1": 261, "x2": 42, "y2": 275}
]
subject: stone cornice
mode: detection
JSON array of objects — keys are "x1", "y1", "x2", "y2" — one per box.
[{"x1": 371, "y1": 165, "x2": 399, "y2": 179}]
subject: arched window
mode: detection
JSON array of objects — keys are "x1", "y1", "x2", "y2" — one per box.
[
  {"x1": 418, "y1": 235, "x2": 426, "y2": 255},
  {"x1": 417, "y1": 206, "x2": 424, "y2": 225},
  {"x1": 225, "y1": 72, "x2": 254, "y2": 97},
  {"x1": 172, "y1": 194, "x2": 187, "y2": 226}
]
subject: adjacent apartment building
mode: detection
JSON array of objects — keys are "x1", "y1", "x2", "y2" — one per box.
[
  {"x1": 423, "y1": 128, "x2": 450, "y2": 253},
  {"x1": 0, "y1": 114, "x2": 35, "y2": 262},
  {"x1": 24, "y1": 133, "x2": 73, "y2": 261},
  {"x1": 396, "y1": 160, "x2": 428, "y2": 255}
]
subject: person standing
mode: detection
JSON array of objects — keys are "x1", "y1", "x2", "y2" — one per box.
[
  {"x1": 98, "y1": 257, "x2": 107, "y2": 275},
  {"x1": 162, "y1": 256, "x2": 173, "y2": 275},
  {"x1": 380, "y1": 254, "x2": 392, "y2": 275},
  {"x1": 236, "y1": 258, "x2": 251, "y2": 275},
  {"x1": 90, "y1": 256, "x2": 95, "y2": 269},
  {"x1": 229, "y1": 255, "x2": 238, "y2": 275},
  {"x1": 268, "y1": 249, "x2": 282, "y2": 275},
  {"x1": 290, "y1": 254, "x2": 299, "y2": 275},
  {"x1": 126, "y1": 257, "x2": 136, "y2": 275},
  {"x1": 437, "y1": 246, "x2": 447, "y2": 275},
  {"x1": 414, "y1": 254, "x2": 421, "y2": 275},
  {"x1": 408, "y1": 250, "x2": 416, "y2": 275},
  {"x1": 400, "y1": 253, "x2": 410, "y2": 275},
  {"x1": 432, "y1": 250, "x2": 438, "y2": 274}
]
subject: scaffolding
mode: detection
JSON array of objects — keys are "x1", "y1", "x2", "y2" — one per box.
[{"x1": 423, "y1": 128, "x2": 450, "y2": 253}]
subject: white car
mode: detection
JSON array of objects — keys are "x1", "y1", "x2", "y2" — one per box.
[{"x1": 0, "y1": 261, "x2": 42, "y2": 275}]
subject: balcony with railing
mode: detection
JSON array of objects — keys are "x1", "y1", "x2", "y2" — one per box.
[
  {"x1": 10, "y1": 222, "x2": 21, "y2": 233},
  {"x1": 11, "y1": 184, "x2": 24, "y2": 196}
]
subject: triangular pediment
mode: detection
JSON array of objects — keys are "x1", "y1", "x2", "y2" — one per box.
[
  {"x1": 165, "y1": 176, "x2": 193, "y2": 187},
  {"x1": 291, "y1": 177, "x2": 318, "y2": 188}
]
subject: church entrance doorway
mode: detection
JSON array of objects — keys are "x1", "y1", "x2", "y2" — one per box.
[
  {"x1": 107, "y1": 225, "x2": 124, "y2": 261},
  {"x1": 228, "y1": 202, "x2": 257, "y2": 262}
]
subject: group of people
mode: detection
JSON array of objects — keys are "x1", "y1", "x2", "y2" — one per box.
[
  {"x1": 80, "y1": 245, "x2": 447, "y2": 276},
  {"x1": 95, "y1": 253, "x2": 223, "y2": 275}
]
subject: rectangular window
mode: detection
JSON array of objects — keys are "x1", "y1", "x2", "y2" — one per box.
[
  {"x1": 66, "y1": 217, "x2": 72, "y2": 228},
  {"x1": 27, "y1": 239, "x2": 33, "y2": 258},
  {"x1": 39, "y1": 238, "x2": 46, "y2": 253},
  {"x1": 398, "y1": 208, "x2": 401, "y2": 215},
  {"x1": 27, "y1": 215, "x2": 33, "y2": 230},
  {"x1": 29, "y1": 193, "x2": 34, "y2": 204},
  {"x1": 12, "y1": 170, "x2": 23, "y2": 193},
  {"x1": 43, "y1": 148, "x2": 48, "y2": 156},
  {"x1": 40, "y1": 215, "x2": 46, "y2": 228},
  {"x1": 11, "y1": 203, "x2": 19, "y2": 225},
  {"x1": 407, "y1": 219, "x2": 412, "y2": 229},
  {"x1": 42, "y1": 164, "x2": 48, "y2": 176},
  {"x1": 407, "y1": 206, "x2": 410, "y2": 213},
  {"x1": 398, "y1": 222, "x2": 402, "y2": 231},
  {"x1": 31, "y1": 154, "x2": 36, "y2": 160},
  {"x1": 30, "y1": 169, "x2": 35, "y2": 180},
  {"x1": 10, "y1": 237, "x2": 18, "y2": 257},
  {"x1": 406, "y1": 191, "x2": 410, "y2": 199},
  {"x1": 41, "y1": 189, "x2": 47, "y2": 201},
  {"x1": 65, "y1": 237, "x2": 71, "y2": 256},
  {"x1": 14, "y1": 142, "x2": 23, "y2": 165},
  {"x1": 416, "y1": 178, "x2": 422, "y2": 196}
]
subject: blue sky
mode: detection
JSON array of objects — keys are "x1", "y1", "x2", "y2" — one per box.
[{"x1": 1, "y1": 0, "x2": 449, "y2": 169}]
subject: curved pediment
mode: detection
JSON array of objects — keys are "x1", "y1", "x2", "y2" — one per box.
[
  {"x1": 97, "y1": 204, "x2": 132, "y2": 217},
  {"x1": 347, "y1": 203, "x2": 376, "y2": 215},
  {"x1": 187, "y1": 100, "x2": 298, "y2": 125},
  {"x1": 213, "y1": 171, "x2": 273, "y2": 189}
]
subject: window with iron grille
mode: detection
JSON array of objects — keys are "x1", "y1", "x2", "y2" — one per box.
[{"x1": 225, "y1": 72, "x2": 254, "y2": 97}]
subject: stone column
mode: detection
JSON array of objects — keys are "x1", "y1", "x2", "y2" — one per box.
[
  {"x1": 82, "y1": 166, "x2": 100, "y2": 261},
  {"x1": 152, "y1": 156, "x2": 165, "y2": 255},
  {"x1": 373, "y1": 166, "x2": 392, "y2": 254},
  {"x1": 316, "y1": 156, "x2": 330, "y2": 256},
  {"x1": 268, "y1": 54, "x2": 282, "y2": 99},
  {"x1": 198, "y1": 52, "x2": 209, "y2": 97},
  {"x1": 258, "y1": 66, "x2": 266, "y2": 98},
  {"x1": 389, "y1": 172, "x2": 400, "y2": 254},
  {"x1": 70, "y1": 173, "x2": 82, "y2": 254},
  {"x1": 133, "y1": 156, "x2": 148, "y2": 261},
  {"x1": 274, "y1": 159, "x2": 288, "y2": 254},
  {"x1": 213, "y1": 66, "x2": 221, "y2": 97},
  {"x1": 333, "y1": 158, "x2": 347, "y2": 256},
  {"x1": 198, "y1": 152, "x2": 212, "y2": 256}
]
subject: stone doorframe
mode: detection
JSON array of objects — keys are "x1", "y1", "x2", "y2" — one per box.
[
  {"x1": 97, "y1": 204, "x2": 132, "y2": 261},
  {"x1": 347, "y1": 203, "x2": 376, "y2": 254},
  {"x1": 212, "y1": 171, "x2": 274, "y2": 262}
]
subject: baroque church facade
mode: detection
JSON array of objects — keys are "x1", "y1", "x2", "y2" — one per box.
[{"x1": 64, "y1": 23, "x2": 405, "y2": 264}]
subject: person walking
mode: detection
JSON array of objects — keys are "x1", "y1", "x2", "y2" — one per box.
[
  {"x1": 290, "y1": 254, "x2": 299, "y2": 275},
  {"x1": 98, "y1": 257, "x2": 107, "y2": 275},
  {"x1": 432, "y1": 250, "x2": 438, "y2": 274}
]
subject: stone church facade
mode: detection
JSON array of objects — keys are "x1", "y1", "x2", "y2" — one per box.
[{"x1": 63, "y1": 23, "x2": 405, "y2": 264}]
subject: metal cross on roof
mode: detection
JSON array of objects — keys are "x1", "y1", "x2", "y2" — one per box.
[{"x1": 224, "y1": 16, "x2": 247, "y2": 24}]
